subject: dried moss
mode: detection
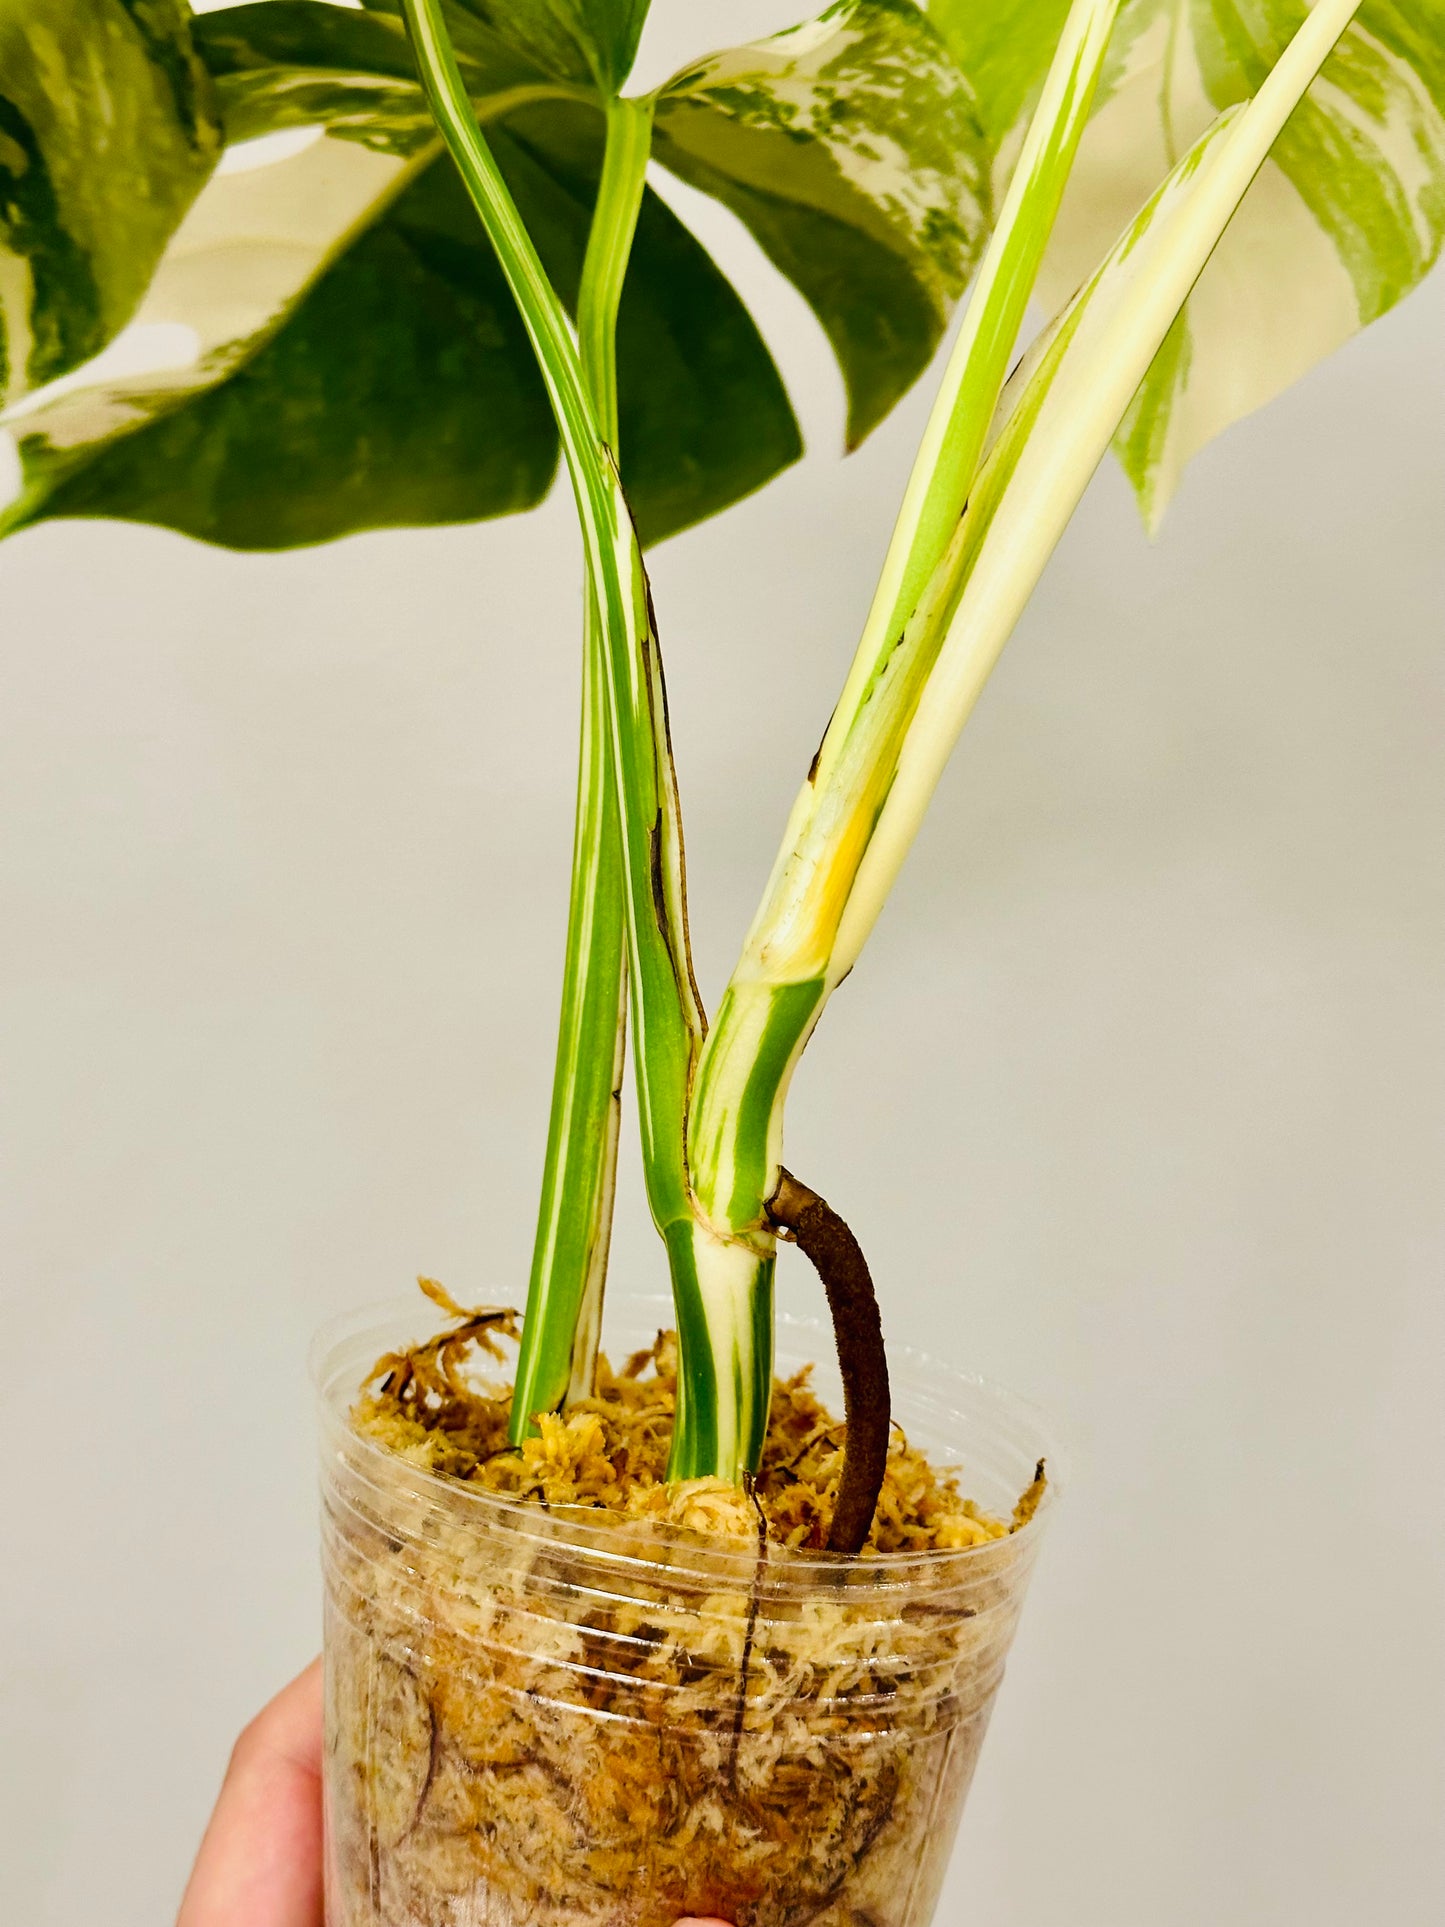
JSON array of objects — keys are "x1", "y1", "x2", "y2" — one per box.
[
  {"x1": 353, "y1": 1278, "x2": 1044, "y2": 1555},
  {"x1": 324, "y1": 1284, "x2": 1049, "y2": 1927}
]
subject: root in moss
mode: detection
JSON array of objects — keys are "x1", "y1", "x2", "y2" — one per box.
[
  {"x1": 354, "y1": 1282, "x2": 1019, "y2": 1555},
  {"x1": 327, "y1": 1283, "x2": 1049, "y2": 1927},
  {"x1": 728, "y1": 1480, "x2": 770, "y2": 1794}
]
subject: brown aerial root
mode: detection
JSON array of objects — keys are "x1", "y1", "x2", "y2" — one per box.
[{"x1": 767, "y1": 1170, "x2": 891, "y2": 1557}]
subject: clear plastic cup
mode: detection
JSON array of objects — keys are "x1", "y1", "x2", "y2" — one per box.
[{"x1": 315, "y1": 1296, "x2": 1060, "y2": 1927}]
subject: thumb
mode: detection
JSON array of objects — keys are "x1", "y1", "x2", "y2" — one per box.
[{"x1": 177, "y1": 1659, "x2": 323, "y2": 1927}]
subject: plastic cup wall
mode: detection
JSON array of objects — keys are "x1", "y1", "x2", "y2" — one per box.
[{"x1": 316, "y1": 1297, "x2": 1059, "y2": 1927}]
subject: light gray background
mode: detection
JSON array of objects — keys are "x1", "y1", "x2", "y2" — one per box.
[{"x1": 3, "y1": 5, "x2": 1443, "y2": 1923}]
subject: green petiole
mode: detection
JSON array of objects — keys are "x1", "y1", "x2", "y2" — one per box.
[
  {"x1": 685, "y1": 0, "x2": 1121, "y2": 1326},
  {"x1": 403, "y1": 0, "x2": 1367, "y2": 1489},
  {"x1": 399, "y1": 0, "x2": 732, "y2": 1465},
  {"x1": 511, "y1": 95, "x2": 654, "y2": 1439}
]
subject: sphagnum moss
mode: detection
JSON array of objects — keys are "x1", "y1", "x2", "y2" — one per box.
[
  {"x1": 355, "y1": 1279, "x2": 1043, "y2": 1555},
  {"x1": 323, "y1": 1285, "x2": 1048, "y2": 1927}
]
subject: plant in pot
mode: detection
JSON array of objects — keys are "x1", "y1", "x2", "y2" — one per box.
[{"x1": 5, "y1": 1, "x2": 1441, "y2": 1923}]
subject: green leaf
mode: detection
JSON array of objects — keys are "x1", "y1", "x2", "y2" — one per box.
[
  {"x1": 560, "y1": 0, "x2": 652, "y2": 94},
  {"x1": 652, "y1": 0, "x2": 991, "y2": 447},
  {"x1": 2, "y1": 113, "x2": 801, "y2": 549},
  {"x1": 499, "y1": 101, "x2": 802, "y2": 543},
  {"x1": 361, "y1": 0, "x2": 650, "y2": 96},
  {"x1": 3, "y1": 0, "x2": 987, "y2": 547},
  {"x1": 11, "y1": 152, "x2": 558, "y2": 547},
  {"x1": 458, "y1": 0, "x2": 652, "y2": 96},
  {"x1": 0, "y1": 0, "x2": 221, "y2": 404},
  {"x1": 928, "y1": 0, "x2": 1074, "y2": 157},
  {"x1": 1, "y1": 5, "x2": 798, "y2": 548},
  {"x1": 933, "y1": 0, "x2": 1445, "y2": 527}
]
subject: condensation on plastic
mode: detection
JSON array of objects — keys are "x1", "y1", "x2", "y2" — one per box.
[{"x1": 315, "y1": 1296, "x2": 1059, "y2": 1927}]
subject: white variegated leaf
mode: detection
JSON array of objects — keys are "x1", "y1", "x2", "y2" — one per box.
[
  {"x1": 0, "y1": 0, "x2": 221, "y2": 407},
  {"x1": 3, "y1": 0, "x2": 985, "y2": 549},
  {"x1": 836, "y1": 0, "x2": 1369, "y2": 968},
  {"x1": 0, "y1": 5, "x2": 805, "y2": 548},
  {"x1": 933, "y1": 0, "x2": 1445, "y2": 527},
  {"x1": 2, "y1": 132, "x2": 422, "y2": 468},
  {"x1": 653, "y1": 0, "x2": 991, "y2": 445}
]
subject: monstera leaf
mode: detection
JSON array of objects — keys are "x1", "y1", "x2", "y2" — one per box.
[
  {"x1": 0, "y1": 0, "x2": 988, "y2": 550},
  {"x1": 434, "y1": 0, "x2": 652, "y2": 95},
  {"x1": 0, "y1": 0, "x2": 221, "y2": 405},
  {"x1": 931, "y1": 0, "x2": 1445, "y2": 528},
  {"x1": 650, "y1": 0, "x2": 987, "y2": 446}
]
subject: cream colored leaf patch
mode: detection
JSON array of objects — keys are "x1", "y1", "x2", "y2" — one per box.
[
  {"x1": 0, "y1": 0, "x2": 221, "y2": 406},
  {"x1": 652, "y1": 0, "x2": 991, "y2": 444},
  {"x1": 1, "y1": 130, "x2": 424, "y2": 470},
  {"x1": 1045, "y1": 1, "x2": 1445, "y2": 526},
  {"x1": 934, "y1": 0, "x2": 1445, "y2": 527}
]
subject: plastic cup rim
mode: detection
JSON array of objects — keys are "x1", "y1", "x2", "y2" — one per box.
[{"x1": 311, "y1": 1291, "x2": 1067, "y2": 1580}]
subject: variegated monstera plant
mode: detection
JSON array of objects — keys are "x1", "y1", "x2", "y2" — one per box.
[{"x1": 3, "y1": 0, "x2": 1441, "y2": 1543}]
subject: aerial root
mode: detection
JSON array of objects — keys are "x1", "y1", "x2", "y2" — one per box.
[{"x1": 767, "y1": 1171, "x2": 891, "y2": 1556}]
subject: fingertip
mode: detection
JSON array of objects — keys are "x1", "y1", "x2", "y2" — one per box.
[
  {"x1": 231, "y1": 1656, "x2": 323, "y2": 1780},
  {"x1": 178, "y1": 1661, "x2": 325, "y2": 1927}
]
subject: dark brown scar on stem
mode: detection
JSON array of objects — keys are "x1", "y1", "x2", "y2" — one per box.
[
  {"x1": 647, "y1": 808, "x2": 671, "y2": 949},
  {"x1": 805, "y1": 699, "x2": 840, "y2": 786},
  {"x1": 646, "y1": 802, "x2": 703, "y2": 1036},
  {"x1": 641, "y1": 605, "x2": 709, "y2": 1036},
  {"x1": 767, "y1": 1170, "x2": 891, "y2": 1556},
  {"x1": 611, "y1": 469, "x2": 707, "y2": 1037}
]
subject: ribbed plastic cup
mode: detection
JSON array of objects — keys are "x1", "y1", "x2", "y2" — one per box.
[{"x1": 315, "y1": 1296, "x2": 1059, "y2": 1927}]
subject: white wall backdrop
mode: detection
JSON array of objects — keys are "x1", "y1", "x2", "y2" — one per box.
[{"x1": 2, "y1": 6, "x2": 1443, "y2": 1925}]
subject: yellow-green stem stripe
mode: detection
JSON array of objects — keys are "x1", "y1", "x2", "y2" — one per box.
[
  {"x1": 511, "y1": 93, "x2": 653, "y2": 1438},
  {"x1": 400, "y1": 3, "x2": 712, "y2": 1460}
]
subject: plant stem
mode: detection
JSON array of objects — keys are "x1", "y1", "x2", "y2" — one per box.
[
  {"x1": 832, "y1": 0, "x2": 1365, "y2": 971},
  {"x1": 687, "y1": 0, "x2": 1119, "y2": 1283},
  {"x1": 690, "y1": 0, "x2": 1361, "y2": 1286},
  {"x1": 843, "y1": 0, "x2": 1121, "y2": 701},
  {"x1": 578, "y1": 98, "x2": 652, "y2": 448},
  {"x1": 511, "y1": 95, "x2": 653, "y2": 1438},
  {"x1": 398, "y1": 3, "x2": 761, "y2": 1476}
]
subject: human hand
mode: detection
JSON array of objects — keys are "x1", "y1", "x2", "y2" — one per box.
[
  {"x1": 178, "y1": 1660, "x2": 732, "y2": 1926},
  {"x1": 178, "y1": 1659, "x2": 324, "y2": 1927}
]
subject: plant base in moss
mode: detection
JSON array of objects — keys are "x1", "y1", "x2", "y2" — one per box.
[{"x1": 321, "y1": 1293, "x2": 1046, "y2": 1927}]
